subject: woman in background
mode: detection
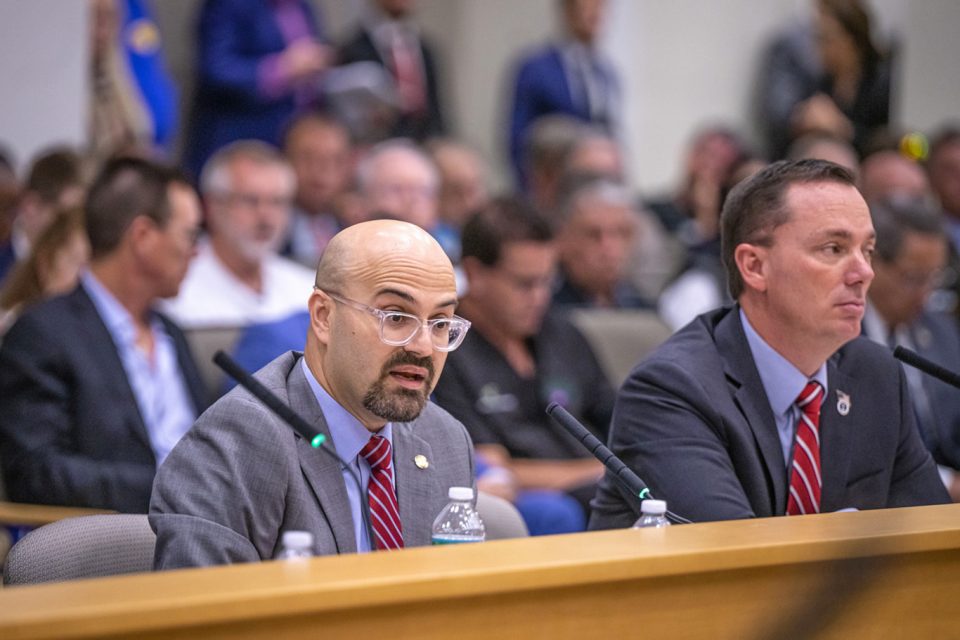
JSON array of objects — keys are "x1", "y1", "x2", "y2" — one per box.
[{"x1": 0, "y1": 208, "x2": 89, "y2": 337}]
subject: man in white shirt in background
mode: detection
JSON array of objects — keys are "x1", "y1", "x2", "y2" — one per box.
[{"x1": 163, "y1": 140, "x2": 315, "y2": 329}]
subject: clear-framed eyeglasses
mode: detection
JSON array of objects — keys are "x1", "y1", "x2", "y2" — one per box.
[{"x1": 322, "y1": 290, "x2": 471, "y2": 352}]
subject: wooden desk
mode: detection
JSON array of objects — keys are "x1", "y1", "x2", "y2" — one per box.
[{"x1": 2, "y1": 504, "x2": 959, "y2": 639}]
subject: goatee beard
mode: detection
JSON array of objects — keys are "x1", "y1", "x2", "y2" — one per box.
[{"x1": 362, "y1": 351, "x2": 435, "y2": 422}]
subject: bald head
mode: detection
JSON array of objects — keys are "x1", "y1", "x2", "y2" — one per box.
[{"x1": 315, "y1": 219, "x2": 455, "y2": 294}]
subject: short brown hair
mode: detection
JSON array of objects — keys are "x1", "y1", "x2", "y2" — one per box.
[
  {"x1": 721, "y1": 159, "x2": 856, "y2": 298},
  {"x1": 84, "y1": 157, "x2": 191, "y2": 259}
]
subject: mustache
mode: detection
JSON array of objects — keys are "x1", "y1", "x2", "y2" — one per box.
[{"x1": 381, "y1": 350, "x2": 435, "y2": 381}]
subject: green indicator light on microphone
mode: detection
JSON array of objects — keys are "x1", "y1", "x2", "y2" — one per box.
[
  {"x1": 311, "y1": 434, "x2": 326, "y2": 448},
  {"x1": 639, "y1": 488, "x2": 650, "y2": 500}
]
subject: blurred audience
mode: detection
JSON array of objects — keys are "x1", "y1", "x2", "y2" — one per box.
[
  {"x1": 0, "y1": 207, "x2": 89, "y2": 336},
  {"x1": 338, "y1": 0, "x2": 445, "y2": 143},
  {"x1": 432, "y1": 197, "x2": 613, "y2": 517},
  {"x1": 761, "y1": 0, "x2": 890, "y2": 159},
  {"x1": 281, "y1": 111, "x2": 355, "y2": 268},
  {"x1": 356, "y1": 138, "x2": 443, "y2": 238},
  {"x1": 508, "y1": 0, "x2": 619, "y2": 184},
  {"x1": 552, "y1": 174, "x2": 649, "y2": 309},
  {"x1": 0, "y1": 157, "x2": 205, "y2": 512},
  {"x1": 0, "y1": 148, "x2": 85, "y2": 285},
  {"x1": 863, "y1": 198, "x2": 960, "y2": 500},
  {"x1": 163, "y1": 141, "x2": 314, "y2": 329},
  {"x1": 184, "y1": 0, "x2": 331, "y2": 179},
  {"x1": 427, "y1": 137, "x2": 490, "y2": 260},
  {"x1": 657, "y1": 152, "x2": 765, "y2": 331},
  {"x1": 787, "y1": 131, "x2": 860, "y2": 177},
  {"x1": 860, "y1": 149, "x2": 930, "y2": 204},
  {"x1": 522, "y1": 115, "x2": 585, "y2": 213}
]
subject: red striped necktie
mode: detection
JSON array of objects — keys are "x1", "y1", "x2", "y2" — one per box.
[
  {"x1": 360, "y1": 435, "x2": 404, "y2": 550},
  {"x1": 787, "y1": 381, "x2": 824, "y2": 516}
]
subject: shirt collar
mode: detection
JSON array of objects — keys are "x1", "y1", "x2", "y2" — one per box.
[
  {"x1": 740, "y1": 308, "x2": 828, "y2": 418},
  {"x1": 300, "y1": 358, "x2": 393, "y2": 463},
  {"x1": 81, "y1": 270, "x2": 139, "y2": 346}
]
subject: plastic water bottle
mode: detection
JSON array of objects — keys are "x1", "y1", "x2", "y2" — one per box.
[
  {"x1": 633, "y1": 499, "x2": 671, "y2": 528},
  {"x1": 432, "y1": 486, "x2": 486, "y2": 544},
  {"x1": 276, "y1": 530, "x2": 314, "y2": 559}
]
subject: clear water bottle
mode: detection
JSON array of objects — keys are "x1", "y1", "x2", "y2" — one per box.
[
  {"x1": 276, "y1": 530, "x2": 314, "y2": 559},
  {"x1": 633, "y1": 499, "x2": 671, "y2": 528},
  {"x1": 432, "y1": 486, "x2": 486, "y2": 544}
]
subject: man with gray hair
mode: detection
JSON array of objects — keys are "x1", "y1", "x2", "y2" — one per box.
[
  {"x1": 552, "y1": 173, "x2": 649, "y2": 308},
  {"x1": 863, "y1": 198, "x2": 960, "y2": 499},
  {"x1": 163, "y1": 140, "x2": 315, "y2": 329}
]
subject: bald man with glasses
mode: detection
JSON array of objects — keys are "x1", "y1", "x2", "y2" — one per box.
[{"x1": 150, "y1": 220, "x2": 476, "y2": 569}]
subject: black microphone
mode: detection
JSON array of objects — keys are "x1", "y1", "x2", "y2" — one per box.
[
  {"x1": 893, "y1": 345, "x2": 960, "y2": 391},
  {"x1": 213, "y1": 350, "x2": 376, "y2": 550},
  {"x1": 545, "y1": 402, "x2": 691, "y2": 524}
]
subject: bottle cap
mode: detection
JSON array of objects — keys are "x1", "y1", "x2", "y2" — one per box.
[
  {"x1": 448, "y1": 486, "x2": 474, "y2": 501},
  {"x1": 641, "y1": 499, "x2": 667, "y2": 515},
  {"x1": 281, "y1": 530, "x2": 314, "y2": 549}
]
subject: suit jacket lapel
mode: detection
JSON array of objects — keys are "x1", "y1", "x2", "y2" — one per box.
[
  {"x1": 287, "y1": 359, "x2": 357, "y2": 554},
  {"x1": 820, "y1": 358, "x2": 855, "y2": 510},
  {"x1": 72, "y1": 286, "x2": 154, "y2": 453},
  {"x1": 393, "y1": 422, "x2": 435, "y2": 547},
  {"x1": 715, "y1": 309, "x2": 788, "y2": 512}
]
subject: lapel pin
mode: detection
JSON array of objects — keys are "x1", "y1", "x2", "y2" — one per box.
[
  {"x1": 414, "y1": 454, "x2": 429, "y2": 469},
  {"x1": 836, "y1": 390, "x2": 851, "y2": 416}
]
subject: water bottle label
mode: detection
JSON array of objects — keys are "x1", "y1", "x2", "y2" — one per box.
[{"x1": 431, "y1": 534, "x2": 484, "y2": 545}]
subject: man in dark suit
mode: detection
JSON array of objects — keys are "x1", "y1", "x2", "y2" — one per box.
[
  {"x1": 863, "y1": 198, "x2": 960, "y2": 498},
  {"x1": 507, "y1": 0, "x2": 620, "y2": 185},
  {"x1": 590, "y1": 159, "x2": 950, "y2": 528},
  {"x1": 337, "y1": 0, "x2": 445, "y2": 143},
  {"x1": 0, "y1": 158, "x2": 206, "y2": 513}
]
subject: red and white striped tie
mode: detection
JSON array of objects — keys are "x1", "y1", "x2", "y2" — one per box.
[
  {"x1": 360, "y1": 435, "x2": 404, "y2": 550},
  {"x1": 787, "y1": 381, "x2": 824, "y2": 516}
]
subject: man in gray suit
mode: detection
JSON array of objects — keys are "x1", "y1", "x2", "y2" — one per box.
[
  {"x1": 590, "y1": 159, "x2": 950, "y2": 528},
  {"x1": 151, "y1": 220, "x2": 476, "y2": 568}
]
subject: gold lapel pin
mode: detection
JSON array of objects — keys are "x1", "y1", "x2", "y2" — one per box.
[
  {"x1": 414, "y1": 454, "x2": 429, "y2": 469},
  {"x1": 836, "y1": 390, "x2": 851, "y2": 416}
]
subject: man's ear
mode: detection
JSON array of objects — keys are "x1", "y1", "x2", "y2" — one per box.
[
  {"x1": 461, "y1": 256, "x2": 487, "y2": 296},
  {"x1": 735, "y1": 243, "x2": 769, "y2": 293},
  {"x1": 127, "y1": 215, "x2": 157, "y2": 259},
  {"x1": 309, "y1": 289, "x2": 333, "y2": 346}
]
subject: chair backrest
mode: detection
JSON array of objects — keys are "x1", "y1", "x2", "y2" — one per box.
[
  {"x1": 476, "y1": 491, "x2": 529, "y2": 540},
  {"x1": 567, "y1": 308, "x2": 673, "y2": 387},
  {"x1": 183, "y1": 325, "x2": 243, "y2": 402},
  {"x1": 3, "y1": 514, "x2": 155, "y2": 585}
]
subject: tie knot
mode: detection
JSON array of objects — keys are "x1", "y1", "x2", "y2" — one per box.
[
  {"x1": 796, "y1": 381, "x2": 824, "y2": 417},
  {"x1": 360, "y1": 435, "x2": 392, "y2": 473}
]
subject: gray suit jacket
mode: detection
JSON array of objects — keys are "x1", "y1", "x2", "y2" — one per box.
[
  {"x1": 150, "y1": 352, "x2": 475, "y2": 569},
  {"x1": 589, "y1": 306, "x2": 950, "y2": 528}
]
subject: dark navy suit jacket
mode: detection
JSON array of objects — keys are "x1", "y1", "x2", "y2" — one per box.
[
  {"x1": 0, "y1": 286, "x2": 206, "y2": 512},
  {"x1": 184, "y1": 0, "x2": 324, "y2": 179},
  {"x1": 589, "y1": 306, "x2": 950, "y2": 528},
  {"x1": 508, "y1": 44, "x2": 618, "y2": 182}
]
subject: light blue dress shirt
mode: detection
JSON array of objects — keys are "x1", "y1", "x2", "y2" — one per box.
[
  {"x1": 739, "y1": 309, "x2": 828, "y2": 471},
  {"x1": 300, "y1": 357, "x2": 395, "y2": 553},
  {"x1": 81, "y1": 271, "x2": 196, "y2": 465}
]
